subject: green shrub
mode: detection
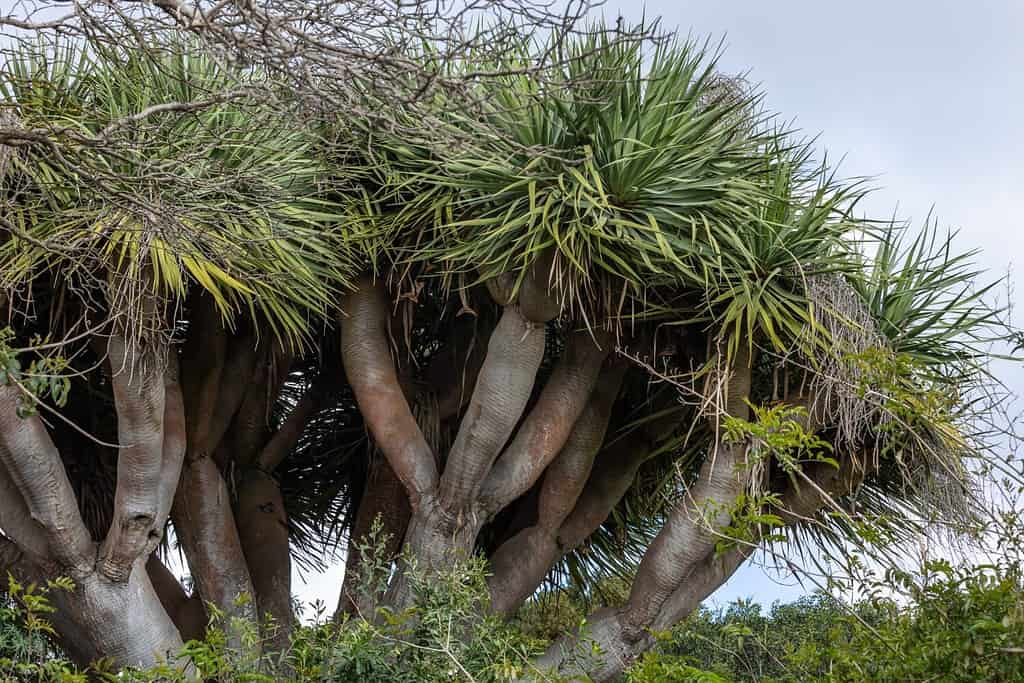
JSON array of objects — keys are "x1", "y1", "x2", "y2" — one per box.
[{"x1": 3, "y1": 558, "x2": 1022, "y2": 682}]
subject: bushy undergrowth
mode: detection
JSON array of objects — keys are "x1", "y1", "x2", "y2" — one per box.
[
  {"x1": 630, "y1": 559, "x2": 1024, "y2": 682},
  {"x1": 3, "y1": 558, "x2": 1023, "y2": 682}
]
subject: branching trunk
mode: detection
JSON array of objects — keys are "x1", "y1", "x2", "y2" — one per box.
[
  {"x1": 99, "y1": 333, "x2": 168, "y2": 582},
  {"x1": 479, "y1": 330, "x2": 612, "y2": 516},
  {"x1": 487, "y1": 361, "x2": 625, "y2": 614},
  {"x1": 489, "y1": 388, "x2": 681, "y2": 615},
  {"x1": 1, "y1": 298, "x2": 309, "y2": 670},
  {"x1": 533, "y1": 347, "x2": 754, "y2": 681},
  {"x1": 341, "y1": 278, "x2": 438, "y2": 505},
  {"x1": 386, "y1": 305, "x2": 546, "y2": 608},
  {"x1": 60, "y1": 561, "x2": 190, "y2": 673},
  {"x1": 1, "y1": 344, "x2": 195, "y2": 673},
  {"x1": 529, "y1": 388, "x2": 880, "y2": 681},
  {"x1": 437, "y1": 305, "x2": 545, "y2": 512},
  {"x1": 0, "y1": 384, "x2": 94, "y2": 571},
  {"x1": 0, "y1": 454, "x2": 53, "y2": 562}
]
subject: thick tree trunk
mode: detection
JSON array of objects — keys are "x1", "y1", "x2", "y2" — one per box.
[
  {"x1": 336, "y1": 454, "x2": 411, "y2": 619},
  {"x1": 55, "y1": 561, "x2": 189, "y2": 672},
  {"x1": 0, "y1": 343, "x2": 202, "y2": 674},
  {"x1": 172, "y1": 454, "x2": 258, "y2": 646},
  {"x1": 236, "y1": 469, "x2": 293, "y2": 652}
]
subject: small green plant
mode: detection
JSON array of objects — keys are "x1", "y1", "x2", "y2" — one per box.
[
  {"x1": 0, "y1": 328, "x2": 72, "y2": 418},
  {"x1": 4, "y1": 546, "x2": 1022, "y2": 682},
  {"x1": 1, "y1": 575, "x2": 83, "y2": 683}
]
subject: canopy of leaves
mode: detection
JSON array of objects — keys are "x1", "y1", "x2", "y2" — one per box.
[
  {"x1": 1, "y1": 39, "x2": 351, "y2": 348},
  {"x1": 0, "y1": 20, "x2": 1013, "y2": 605}
]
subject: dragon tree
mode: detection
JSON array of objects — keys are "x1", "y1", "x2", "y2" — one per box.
[{"x1": 0, "y1": 18, "x2": 1009, "y2": 683}]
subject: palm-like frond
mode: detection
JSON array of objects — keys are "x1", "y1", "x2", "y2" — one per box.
[
  {"x1": 850, "y1": 218, "x2": 1005, "y2": 378},
  {"x1": 1, "y1": 38, "x2": 351, "y2": 347},
  {"x1": 418, "y1": 32, "x2": 769, "y2": 312}
]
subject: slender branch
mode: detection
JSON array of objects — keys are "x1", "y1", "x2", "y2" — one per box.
[
  {"x1": 256, "y1": 377, "x2": 326, "y2": 472},
  {"x1": 0, "y1": 12, "x2": 77, "y2": 30},
  {"x1": 555, "y1": 408, "x2": 680, "y2": 552},
  {"x1": 204, "y1": 330, "x2": 258, "y2": 460},
  {"x1": 423, "y1": 317, "x2": 491, "y2": 422},
  {"x1": 156, "y1": 352, "x2": 187, "y2": 527},
  {"x1": 438, "y1": 305, "x2": 545, "y2": 511},
  {"x1": 0, "y1": 533, "x2": 41, "y2": 585},
  {"x1": 336, "y1": 454, "x2": 411, "y2": 620},
  {"x1": 341, "y1": 278, "x2": 438, "y2": 506},
  {"x1": 654, "y1": 453, "x2": 871, "y2": 631},
  {"x1": 479, "y1": 330, "x2": 612, "y2": 516},
  {"x1": 181, "y1": 295, "x2": 227, "y2": 456},
  {"x1": 623, "y1": 345, "x2": 753, "y2": 636},
  {"x1": 0, "y1": 383, "x2": 93, "y2": 571}
]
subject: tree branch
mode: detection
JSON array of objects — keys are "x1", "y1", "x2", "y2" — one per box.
[
  {"x1": 487, "y1": 360, "x2": 626, "y2": 614},
  {"x1": 256, "y1": 376, "x2": 326, "y2": 472},
  {"x1": 171, "y1": 453, "x2": 257, "y2": 644},
  {"x1": 654, "y1": 452, "x2": 871, "y2": 631},
  {"x1": 181, "y1": 294, "x2": 227, "y2": 457},
  {"x1": 622, "y1": 346, "x2": 753, "y2": 635},
  {"x1": 0, "y1": 454, "x2": 52, "y2": 562},
  {"x1": 336, "y1": 453, "x2": 411, "y2": 619},
  {"x1": 0, "y1": 384, "x2": 93, "y2": 571},
  {"x1": 156, "y1": 352, "x2": 187, "y2": 528},
  {"x1": 99, "y1": 333, "x2": 167, "y2": 582},
  {"x1": 554, "y1": 412, "x2": 677, "y2": 553},
  {"x1": 479, "y1": 330, "x2": 613, "y2": 516},
  {"x1": 533, "y1": 382, "x2": 874, "y2": 683},
  {"x1": 438, "y1": 305, "x2": 545, "y2": 511},
  {"x1": 145, "y1": 553, "x2": 205, "y2": 642},
  {"x1": 341, "y1": 278, "x2": 438, "y2": 506},
  {"x1": 204, "y1": 330, "x2": 259, "y2": 461}
]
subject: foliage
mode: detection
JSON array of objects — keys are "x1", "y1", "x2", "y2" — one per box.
[
  {"x1": 1, "y1": 38, "x2": 351, "y2": 349},
  {"x1": 1, "y1": 557, "x2": 558, "y2": 683},
  {"x1": 631, "y1": 557, "x2": 1024, "y2": 683},
  {"x1": 1, "y1": 576, "x2": 83, "y2": 683},
  {"x1": 3, "y1": 552, "x2": 1024, "y2": 682}
]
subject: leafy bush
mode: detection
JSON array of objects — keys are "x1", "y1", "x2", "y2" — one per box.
[
  {"x1": 797, "y1": 560, "x2": 1024, "y2": 682},
  {"x1": 633, "y1": 559, "x2": 1024, "y2": 682},
  {"x1": 3, "y1": 557, "x2": 1022, "y2": 682},
  {"x1": 1, "y1": 560, "x2": 556, "y2": 683}
]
